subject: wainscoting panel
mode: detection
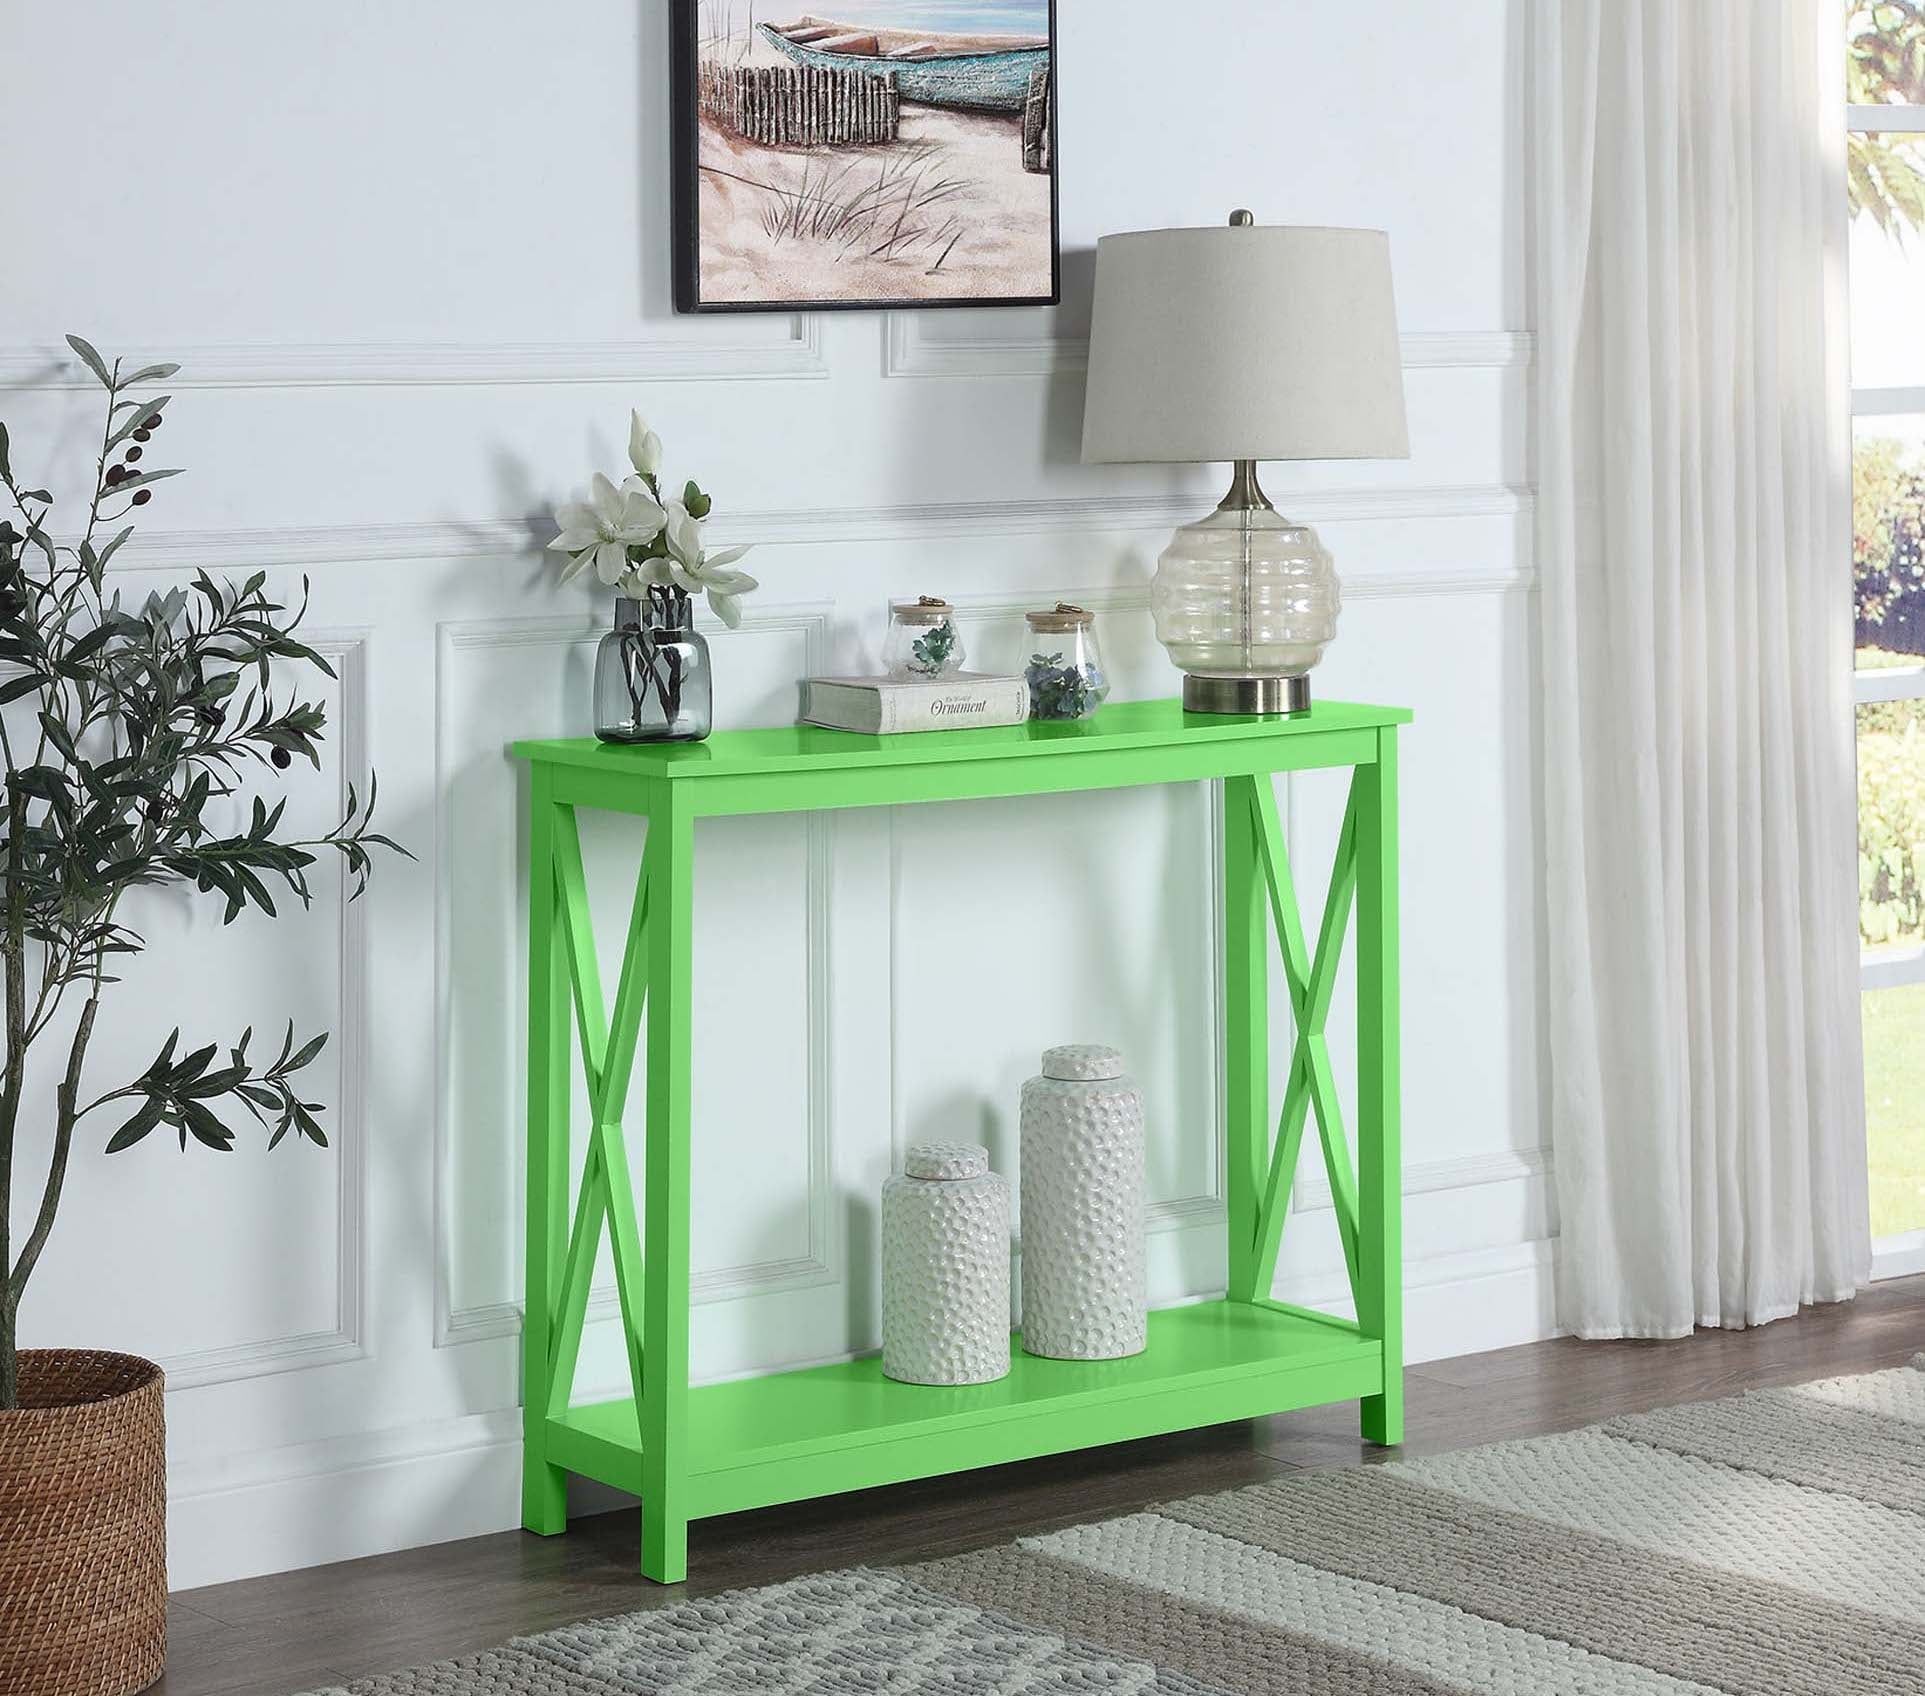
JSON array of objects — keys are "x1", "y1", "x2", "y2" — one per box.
[
  {"x1": 14, "y1": 635, "x2": 366, "y2": 1384},
  {"x1": 435, "y1": 608, "x2": 835, "y2": 1362}
]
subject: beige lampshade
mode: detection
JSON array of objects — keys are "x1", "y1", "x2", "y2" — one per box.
[{"x1": 1080, "y1": 222, "x2": 1409, "y2": 465}]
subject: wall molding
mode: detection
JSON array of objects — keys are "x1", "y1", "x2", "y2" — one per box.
[
  {"x1": 0, "y1": 319, "x2": 826, "y2": 390},
  {"x1": 883, "y1": 317, "x2": 1536, "y2": 382},
  {"x1": 1295, "y1": 1142, "x2": 1554, "y2": 1215},
  {"x1": 160, "y1": 629, "x2": 372, "y2": 1391},
  {"x1": 94, "y1": 484, "x2": 1535, "y2": 579},
  {"x1": 431, "y1": 604, "x2": 839, "y2": 1350},
  {"x1": 158, "y1": 1323, "x2": 366, "y2": 1392},
  {"x1": 0, "y1": 318, "x2": 1532, "y2": 390}
]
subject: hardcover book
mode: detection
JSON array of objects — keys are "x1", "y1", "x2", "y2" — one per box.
[{"x1": 800, "y1": 673, "x2": 1030, "y2": 735}]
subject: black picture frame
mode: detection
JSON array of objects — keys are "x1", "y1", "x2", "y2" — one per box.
[{"x1": 670, "y1": 0, "x2": 1060, "y2": 314}]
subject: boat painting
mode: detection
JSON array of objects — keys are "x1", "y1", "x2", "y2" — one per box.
[
  {"x1": 672, "y1": 0, "x2": 1058, "y2": 312},
  {"x1": 756, "y1": 17, "x2": 1050, "y2": 113}
]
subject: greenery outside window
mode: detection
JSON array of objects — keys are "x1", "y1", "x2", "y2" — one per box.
[{"x1": 1850, "y1": 3, "x2": 1925, "y2": 1250}]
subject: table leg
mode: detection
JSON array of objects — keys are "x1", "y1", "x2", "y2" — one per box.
[
  {"x1": 522, "y1": 774, "x2": 570, "y2": 1533},
  {"x1": 1223, "y1": 775, "x2": 1269, "y2": 1305},
  {"x1": 641, "y1": 789, "x2": 693, "y2": 1582},
  {"x1": 1357, "y1": 729, "x2": 1403, "y2": 1446}
]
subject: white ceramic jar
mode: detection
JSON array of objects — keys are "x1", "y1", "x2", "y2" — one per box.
[
  {"x1": 880, "y1": 1141, "x2": 1011, "y2": 1386},
  {"x1": 1018, "y1": 1044, "x2": 1147, "y2": 1360}
]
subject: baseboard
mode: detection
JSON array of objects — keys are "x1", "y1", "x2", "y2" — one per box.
[
  {"x1": 168, "y1": 1409, "x2": 525, "y2": 1591},
  {"x1": 1872, "y1": 1229, "x2": 1925, "y2": 1281},
  {"x1": 166, "y1": 1237, "x2": 1563, "y2": 1592},
  {"x1": 1272, "y1": 1237, "x2": 1561, "y2": 1364}
]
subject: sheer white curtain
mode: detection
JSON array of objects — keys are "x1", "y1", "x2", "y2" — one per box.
[{"x1": 1534, "y1": 0, "x2": 1870, "y2": 1337}]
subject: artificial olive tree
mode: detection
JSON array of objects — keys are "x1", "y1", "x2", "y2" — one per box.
[{"x1": 0, "y1": 339, "x2": 401, "y2": 1408}]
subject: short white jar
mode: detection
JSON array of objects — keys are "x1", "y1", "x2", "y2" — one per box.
[
  {"x1": 881, "y1": 1141, "x2": 1011, "y2": 1386},
  {"x1": 1018, "y1": 1044, "x2": 1147, "y2": 1360}
]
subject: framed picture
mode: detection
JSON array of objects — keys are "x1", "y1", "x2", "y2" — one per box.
[{"x1": 671, "y1": 1, "x2": 1059, "y2": 313}]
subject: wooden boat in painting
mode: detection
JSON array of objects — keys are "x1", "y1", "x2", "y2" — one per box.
[{"x1": 757, "y1": 15, "x2": 1049, "y2": 113}]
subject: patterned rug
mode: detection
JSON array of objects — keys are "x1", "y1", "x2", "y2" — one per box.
[{"x1": 310, "y1": 1355, "x2": 1925, "y2": 1693}]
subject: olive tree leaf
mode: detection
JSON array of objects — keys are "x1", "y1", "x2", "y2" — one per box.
[
  {"x1": 107, "y1": 397, "x2": 171, "y2": 451},
  {"x1": 64, "y1": 334, "x2": 113, "y2": 388},
  {"x1": 111, "y1": 468, "x2": 183, "y2": 494},
  {"x1": 104, "y1": 1097, "x2": 167, "y2": 1153},
  {"x1": 95, "y1": 525, "x2": 135, "y2": 574}
]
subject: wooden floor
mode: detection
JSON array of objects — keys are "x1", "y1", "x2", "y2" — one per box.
[{"x1": 159, "y1": 1275, "x2": 1925, "y2": 1694}]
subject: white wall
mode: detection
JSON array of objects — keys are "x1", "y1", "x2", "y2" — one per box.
[{"x1": 0, "y1": 0, "x2": 1544, "y2": 1590}]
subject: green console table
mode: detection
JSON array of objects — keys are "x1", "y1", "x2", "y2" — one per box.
[{"x1": 511, "y1": 697, "x2": 1408, "y2": 1582}]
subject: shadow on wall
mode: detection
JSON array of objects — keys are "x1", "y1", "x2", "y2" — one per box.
[{"x1": 1040, "y1": 244, "x2": 1096, "y2": 467}]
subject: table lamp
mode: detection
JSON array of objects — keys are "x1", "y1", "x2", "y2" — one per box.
[{"x1": 1081, "y1": 213, "x2": 1408, "y2": 714}]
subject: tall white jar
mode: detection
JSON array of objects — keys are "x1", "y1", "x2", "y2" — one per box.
[
  {"x1": 1018, "y1": 1044, "x2": 1147, "y2": 1359},
  {"x1": 881, "y1": 1142, "x2": 1011, "y2": 1386}
]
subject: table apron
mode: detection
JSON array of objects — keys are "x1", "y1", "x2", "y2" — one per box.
[{"x1": 544, "y1": 729, "x2": 1380, "y2": 818}]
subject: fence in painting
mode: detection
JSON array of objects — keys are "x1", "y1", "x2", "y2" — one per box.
[
  {"x1": 698, "y1": 61, "x2": 901, "y2": 147},
  {"x1": 1021, "y1": 66, "x2": 1051, "y2": 173}
]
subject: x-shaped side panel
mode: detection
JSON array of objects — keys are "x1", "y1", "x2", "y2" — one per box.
[
  {"x1": 1244, "y1": 774, "x2": 1362, "y2": 1307},
  {"x1": 544, "y1": 805, "x2": 652, "y2": 1420}
]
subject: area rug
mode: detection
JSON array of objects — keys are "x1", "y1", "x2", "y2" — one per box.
[{"x1": 310, "y1": 1355, "x2": 1925, "y2": 1693}]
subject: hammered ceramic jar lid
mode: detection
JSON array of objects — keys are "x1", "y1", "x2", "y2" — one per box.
[
  {"x1": 903, "y1": 1141, "x2": 990, "y2": 1181},
  {"x1": 1039, "y1": 1044, "x2": 1126, "y2": 1082}
]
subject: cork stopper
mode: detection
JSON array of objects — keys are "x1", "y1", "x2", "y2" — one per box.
[
  {"x1": 891, "y1": 596, "x2": 953, "y2": 625},
  {"x1": 1025, "y1": 602, "x2": 1094, "y2": 634},
  {"x1": 1040, "y1": 1044, "x2": 1126, "y2": 1082},
  {"x1": 904, "y1": 1141, "x2": 989, "y2": 1181}
]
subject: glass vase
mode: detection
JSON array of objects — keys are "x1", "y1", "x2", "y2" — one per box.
[
  {"x1": 1024, "y1": 603, "x2": 1109, "y2": 720},
  {"x1": 594, "y1": 596, "x2": 712, "y2": 744},
  {"x1": 885, "y1": 597, "x2": 965, "y2": 680}
]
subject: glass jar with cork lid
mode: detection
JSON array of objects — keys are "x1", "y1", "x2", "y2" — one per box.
[
  {"x1": 1024, "y1": 603, "x2": 1109, "y2": 720},
  {"x1": 885, "y1": 596, "x2": 965, "y2": 680}
]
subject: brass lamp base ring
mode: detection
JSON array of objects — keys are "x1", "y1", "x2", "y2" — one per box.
[{"x1": 1182, "y1": 674, "x2": 1311, "y2": 716}]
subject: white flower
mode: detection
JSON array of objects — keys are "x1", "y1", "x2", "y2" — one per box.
[
  {"x1": 615, "y1": 557, "x2": 675, "y2": 599},
  {"x1": 661, "y1": 500, "x2": 757, "y2": 628},
  {"x1": 548, "y1": 472, "x2": 666, "y2": 586},
  {"x1": 628, "y1": 411, "x2": 663, "y2": 479}
]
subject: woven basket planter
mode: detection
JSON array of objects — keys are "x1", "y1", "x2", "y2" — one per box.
[{"x1": 0, "y1": 1350, "x2": 166, "y2": 1696}]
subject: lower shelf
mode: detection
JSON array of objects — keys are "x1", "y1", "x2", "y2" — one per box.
[{"x1": 547, "y1": 1298, "x2": 1384, "y2": 1520}]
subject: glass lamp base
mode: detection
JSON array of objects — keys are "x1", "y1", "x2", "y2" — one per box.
[
  {"x1": 1183, "y1": 673, "x2": 1310, "y2": 715},
  {"x1": 1150, "y1": 463, "x2": 1339, "y2": 714}
]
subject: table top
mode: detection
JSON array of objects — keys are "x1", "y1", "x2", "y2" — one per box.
[{"x1": 511, "y1": 697, "x2": 1411, "y2": 782}]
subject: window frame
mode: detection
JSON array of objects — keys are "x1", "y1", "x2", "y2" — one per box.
[
  {"x1": 1851, "y1": 100, "x2": 1925, "y2": 996},
  {"x1": 1850, "y1": 100, "x2": 1925, "y2": 1269}
]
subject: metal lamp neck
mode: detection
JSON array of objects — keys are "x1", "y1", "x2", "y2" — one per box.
[{"x1": 1217, "y1": 460, "x2": 1273, "y2": 513}]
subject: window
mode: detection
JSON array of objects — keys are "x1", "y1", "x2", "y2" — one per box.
[{"x1": 1850, "y1": 3, "x2": 1925, "y2": 1249}]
